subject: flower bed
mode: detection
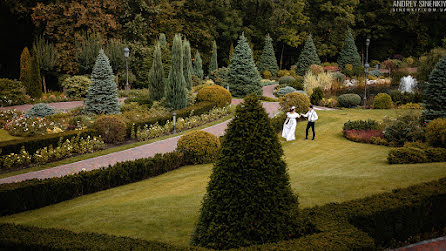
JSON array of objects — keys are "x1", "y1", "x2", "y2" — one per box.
[{"x1": 343, "y1": 129, "x2": 385, "y2": 144}]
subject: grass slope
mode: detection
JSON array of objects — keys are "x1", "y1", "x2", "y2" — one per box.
[
  {"x1": 0, "y1": 129, "x2": 21, "y2": 143},
  {"x1": 1, "y1": 109, "x2": 445, "y2": 247}
]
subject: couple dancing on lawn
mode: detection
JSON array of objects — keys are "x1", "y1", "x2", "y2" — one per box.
[{"x1": 282, "y1": 105, "x2": 318, "y2": 141}]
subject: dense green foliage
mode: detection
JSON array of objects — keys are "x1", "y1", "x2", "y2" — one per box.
[
  {"x1": 25, "y1": 103, "x2": 56, "y2": 118},
  {"x1": 295, "y1": 35, "x2": 321, "y2": 75},
  {"x1": 423, "y1": 56, "x2": 446, "y2": 121},
  {"x1": 19, "y1": 47, "x2": 32, "y2": 96},
  {"x1": 84, "y1": 49, "x2": 121, "y2": 115},
  {"x1": 279, "y1": 92, "x2": 311, "y2": 113},
  {"x1": 28, "y1": 46, "x2": 43, "y2": 98},
  {"x1": 258, "y1": 34, "x2": 279, "y2": 76},
  {"x1": 208, "y1": 40, "x2": 218, "y2": 74},
  {"x1": 76, "y1": 33, "x2": 102, "y2": 75},
  {"x1": 338, "y1": 94, "x2": 361, "y2": 108},
  {"x1": 277, "y1": 86, "x2": 297, "y2": 96},
  {"x1": 166, "y1": 34, "x2": 187, "y2": 110},
  {"x1": 0, "y1": 152, "x2": 186, "y2": 216},
  {"x1": 93, "y1": 115, "x2": 127, "y2": 143},
  {"x1": 383, "y1": 114, "x2": 425, "y2": 146},
  {"x1": 33, "y1": 36, "x2": 57, "y2": 92},
  {"x1": 337, "y1": 30, "x2": 362, "y2": 69},
  {"x1": 373, "y1": 93, "x2": 393, "y2": 109},
  {"x1": 343, "y1": 119, "x2": 380, "y2": 131},
  {"x1": 425, "y1": 118, "x2": 446, "y2": 148},
  {"x1": 177, "y1": 131, "x2": 221, "y2": 164},
  {"x1": 183, "y1": 39, "x2": 193, "y2": 90},
  {"x1": 228, "y1": 34, "x2": 262, "y2": 97},
  {"x1": 0, "y1": 79, "x2": 26, "y2": 106},
  {"x1": 193, "y1": 51, "x2": 204, "y2": 80},
  {"x1": 148, "y1": 43, "x2": 165, "y2": 101},
  {"x1": 191, "y1": 95, "x2": 298, "y2": 249},
  {"x1": 310, "y1": 87, "x2": 323, "y2": 105},
  {"x1": 61, "y1": 75, "x2": 91, "y2": 98},
  {"x1": 196, "y1": 85, "x2": 232, "y2": 107},
  {"x1": 388, "y1": 142, "x2": 446, "y2": 164}
]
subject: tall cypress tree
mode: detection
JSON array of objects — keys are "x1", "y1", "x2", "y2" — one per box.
[
  {"x1": 183, "y1": 39, "x2": 193, "y2": 90},
  {"x1": 208, "y1": 40, "x2": 218, "y2": 74},
  {"x1": 29, "y1": 45, "x2": 43, "y2": 98},
  {"x1": 148, "y1": 42, "x2": 165, "y2": 101},
  {"x1": 83, "y1": 49, "x2": 120, "y2": 114},
  {"x1": 193, "y1": 50, "x2": 204, "y2": 80},
  {"x1": 423, "y1": 55, "x2": 446, "y2": 121},
  {"x1": 228, "y1": 33, "x2": 262, "y2": 97},
  {"x1": 295, "y1": 35, "x2": 321, "y2": 76},
  {"x1": 337, "y1": 30, "x2": 362, "y2": 69},
  {"x1": 258, "y1": 34, "x2": 279, "y2": 76},
  {"x1": 166, "y1": 34, "x2": 187, "y2": 110},
  {"x1": 20, "y1": 47, "x2": 32, "y2": 96},
  {"x1": 191, "y1": 94, "x2": 298, "y2": 249},
  {"x1": 159, "y1": 33, "x2": 167, "y2": 47}
]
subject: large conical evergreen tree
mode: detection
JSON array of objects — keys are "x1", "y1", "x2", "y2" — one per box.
[
  {"x1": 29, "y1": 45, "x2": 43, "y2": 98},
  {"x1": 208, "y1": 40, "x2": 218, "y2": 74},
  {"x1": 20, "y1": 47, "x2": 32, "y2": 96},
  {"x1": 295, "y1": 35, "x2": 321, "y2": 76},
  {"x1": 258, "y1": 34, "x2": 279, "y2": 76},
  {"x1": 166, "y1": 34, "x2": 187, "y2": 110},
  {"x1": 191, "y1": 95, "x2": 298, "y2": 249},
  {"x1": 83, "y1": 49, "x2": 120, "y2": 114},
  {"x1": 183, "y1": 39, "x2": 193, "y2": 90},
  {"x1": 148, "y1": 42, "x2": 165, "y2": 101},
  {"x1": 423, "y1": 55, "x2": 446, "y2": 121},
  {"x1": 337, "y1": 30, "x2": 362, "y2": 69},
  {"x1": 193, "y1": 51, "x2": 204, "y2": 80},
  {"x1": 228, "y1": 33, "x2": 262, "y2": 97}
]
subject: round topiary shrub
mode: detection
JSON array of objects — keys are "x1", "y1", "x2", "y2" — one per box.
[
  {"x1": 338, "y1": 94, "x2": 361, "y2": 108},
  {"x1": 279, "y1": 92, "x2": 311, "y2": 114},
  {"x1": 373, "y1": 93, "x2": 393, "y2": 109},
  {"x1": 177, "y1": 130, "x2": 221, "y2": 164},
  {"x1": 425, "y1": 118, "x2": 446, "y2": 148},
  {"x1": 62, "y1": 75, "x2": 91, "y2": 98},
  {"x1": 93, "y1": 115, "x2": 127, "y2": 143},
  {"x1": 278, "y1": 76, "x2": 295, "y2": 86},
  {"x1": 277, "y1": 86, "x2": 297, "y2": 96},
  {"x1": 197, "y1": 85, "x2": 232, "y2": 107},
  {"x1": 25, "y1": 103, "x2": 56, "y2": 118}
]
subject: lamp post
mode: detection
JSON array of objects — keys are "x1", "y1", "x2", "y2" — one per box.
[
  {"x1": 123, "y1": 47, "x2": 130, "y2": 94},
  {"x1": 364, "y1": 38, "x2": 370, "y2": 108}
]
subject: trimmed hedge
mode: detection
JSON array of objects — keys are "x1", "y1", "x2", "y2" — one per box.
[
  {"x1": 343, "y1": 119, "x2": 381, "y2": 131},
  {"x1": 3, "y1": 178, "x2": 445, "y2": 250},
  {"x1": 338, "y1": 94, "x2": 361, "y2": 108},
  {"x1": 0, "y1": 152, "x2": 186, "y2": 216},
  {"x1": 387, "y1": 142, "x2": 446, "y2": 164},
  {"x1": 127, "y1": 101, "x2": 216, "y2": 137},
  {"x1": 0, "y1": 129, "x2": 97, "y2": 156}
]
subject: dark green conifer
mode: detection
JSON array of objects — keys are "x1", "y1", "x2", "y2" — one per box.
[
  {"x1": 148, "y1": 42, "x2": 165, "y2": 101},
  {"x1": 166, "y1": 34, "x2": 187, "y2": 110},
  {"x1": 423, "y1": 55, "x2": 446, "y2": 121},
  {"x1": 295, "y1": 34, "x2": 321, "y2": 75},
  {"x1": 337, "y1": 30, "x2": 362, "y2": 69},
  {"x1": 29, "y1": 45, "x2": 43, "y2": 98},
  {"x1": 259, "y1": 34, "x2": 279, "y2": 76},
  {"x1": 183, "y1": 39, "x2": 193, "y2": 90},
  {"x1": 193, "y1": 51, "x2": 204, "y2": 80},
  {"x1": 209, "y1": 40, "x2": 218, "y2": 74}
]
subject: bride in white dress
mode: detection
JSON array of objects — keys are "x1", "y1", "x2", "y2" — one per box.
[{"x1": 282, "y1": 106, "x2": 301, "y2": 141}]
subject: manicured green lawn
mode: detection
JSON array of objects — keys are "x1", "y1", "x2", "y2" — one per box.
[
  {"x1": 2, "y1": 109, "x2": 445, "y2": 247},
  {"x1": 0, "y1": 129, "x2": 21, "y2": 143}
]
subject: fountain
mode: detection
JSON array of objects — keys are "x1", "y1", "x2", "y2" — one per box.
[{"x1": 399, "y1": 75, "x2": 417, "y2": 93}]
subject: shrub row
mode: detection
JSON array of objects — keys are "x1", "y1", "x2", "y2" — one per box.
[
  {"x1": 387, "y1": 142, "x2": 446, "y2": 164},
  {"x1": 0, "y1": 129, "x2": 97, "y2": 157},
  {"x1": 0, "y1": 152, "x2": 186, "y2": 216},
  {"x1": 127, "y1": 101, "x2": 216, "y2": 137},
  {"x1": 3, "y1": 178, "x2": 445, "y2": 250},
  {"x1": 343, "y1": 119, "x2": 381, "y2": 131}
]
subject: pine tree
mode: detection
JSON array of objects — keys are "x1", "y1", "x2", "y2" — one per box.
[
  {"x1": 191, "y1": 94, "x2": 298, "y2": 249},
  {"x1": 228, "y1": 33, "x2": 262, "y2": 97},
  {"x1": 183, "y1": 39, "x2": 193, "y2": 90},
  {"x1": 295, "y1": 34, "x2": 321, "y2": 76},
  {"x1": 258, "y1": 34, "x2": 279, "y2": 76},
  {"x1": 337, "y1": 30, "x2": 362, "y2": 69},
  {"x1": 83, "y1": 49, "x2": 120, "y2": 114},
  {"x1": 19, "y1": 47, "x2": 32, "y2": 95},
  {"x1": 166, "y1": 34, "x2": 187, "y2": 110},
  {"x1": 148, "y1": 42, "x2": 165, "y2": 102},
  {"x1": 159, "y1": 33, "x2": 167, "y2": 47},
  {"x1": 193, "y1": 50, "x2": 204, "y2": 80},
  {"x1": 423, "y1": 55, "x2": 446, "y2": 121},
  {"x1": 34, "y1": 36, "x2": 57, "y2": 93},
  {"x1": 208, "y1": 40, "x2": 218, "y2": 74},
  {"x1": 29, "y1": 46, "x2": 43, "y2": 98}
]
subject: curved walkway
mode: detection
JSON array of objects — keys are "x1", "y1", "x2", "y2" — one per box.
[{"x1": 0, "y1": 98, "x2": 126, "y2": 112}]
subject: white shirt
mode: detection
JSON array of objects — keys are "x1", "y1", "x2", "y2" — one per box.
[{"x1": 302, "y1": 110, "x2": 318, "y2": 122}]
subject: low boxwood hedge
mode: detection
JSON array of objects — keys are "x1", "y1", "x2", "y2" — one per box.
[
  {"x1": 0, "y1": 129, "x2": 97, "y2": 157},
  {"x1": 1, "y1": 177, "x2": 445, "y2": 250},
  {"x1": 0, "y1": 152, "x2": 186, "y2": 216}
]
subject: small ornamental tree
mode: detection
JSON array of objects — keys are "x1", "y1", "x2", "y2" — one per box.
[
  {"x1": 295, "y1": 35, "x2": 321, "y2": 76},
  {"x1": 29, "y1": 45, "x2": 43, "y2": 98},
  {"x1": 337, "y1": 30, "x2": 362, "y2": 69},
  {"x1": 166, "y1": 34, "x2": 187, "y2": 110},
  {"x1": 183, "y1": 39, "x2": 193, "y2": 90},
  {"x1": 191, "y1": 94, "x2": 298, "y2": 249},
  {"x1": 423, "y1": 55, "x2": 446, "y2": 121},
  {"x1": 34, "y1": 36, "x2": 57, "y2": 93},
  {"x1": 208, "y1": 40, "x2": 218, "y2": 74},
  {"x1": 193, "y1": 51, "x2": 204, "y2": 80},
  {"x1": 83, "y1": 49, "x2": 120, "y2": 114},
  {"x1": 19, "y1": 47, "x2": 32, "y2": 96},
  {"x1": 148, "y1": 42, "x2": 165, "y2": 101},
  {"x1": 159, "y1": 33, "x2": 167, "y2": 47},
  {"x1": 258, "y1": 34, "x2": 279, "y2": 76},
  {"x1": 228, "y1": 33, "x2": 262, "y2": 97}
]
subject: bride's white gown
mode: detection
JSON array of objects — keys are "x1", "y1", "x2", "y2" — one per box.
[{"x1": 282, "y1": 112, "x2": 300, "y2": 141}]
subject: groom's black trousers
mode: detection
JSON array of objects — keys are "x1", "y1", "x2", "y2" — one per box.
[{"x1": 306, "y1": 122, "x2": 315, "y2": 140}]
